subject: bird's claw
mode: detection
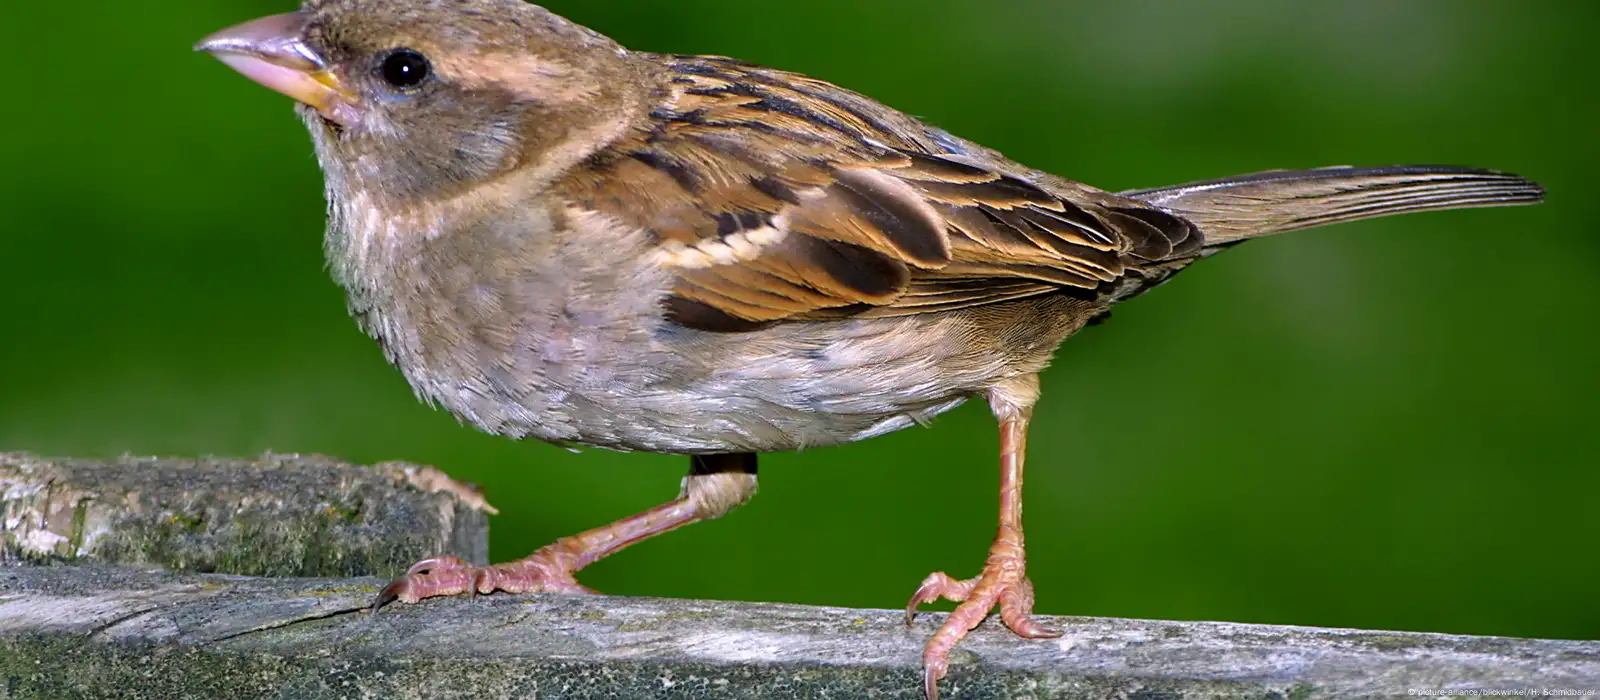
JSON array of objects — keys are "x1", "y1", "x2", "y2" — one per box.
[
  {"x1": 906, "y1": 555, "x2": 1059, "y2": 699},
  {"x1": 369, "y1": 550, "x2": 595, "y2": 612}
]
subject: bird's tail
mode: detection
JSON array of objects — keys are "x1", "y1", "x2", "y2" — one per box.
[{"x1": 1121, "y1": 166, "x2": 1544, "y2": 248}]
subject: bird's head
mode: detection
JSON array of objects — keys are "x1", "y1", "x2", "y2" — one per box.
[{"x1": 198, "y1": 0, "x2": 650, "y2": 205}]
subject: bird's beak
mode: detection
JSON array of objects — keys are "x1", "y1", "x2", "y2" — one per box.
[{"x1": 196, "y1": 12, "x2": 361, "y2": 127}]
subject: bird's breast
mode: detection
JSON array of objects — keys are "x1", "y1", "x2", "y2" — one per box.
[{"x1": 327, "y1": 194, "x2": 675, "y2": 442}]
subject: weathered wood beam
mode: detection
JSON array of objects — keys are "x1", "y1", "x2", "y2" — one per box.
[
  {"x1": 4, "y1": 453, "x2": 1595, "y2": 698},
  {"x1": 2, "y1": 564, "x2": 1596, "y2": 699},
  {"x1": 0, "y1": 453, "x2": 493, "y2": 577}
]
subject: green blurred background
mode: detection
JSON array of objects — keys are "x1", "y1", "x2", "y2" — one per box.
[{"x1": 2, "y1": 0, "x2": 1595, "y2": 641}]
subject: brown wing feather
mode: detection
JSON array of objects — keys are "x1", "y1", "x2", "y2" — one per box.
[{"x1": 555, "y1": 55, "x2": 1200, "y2": 330}]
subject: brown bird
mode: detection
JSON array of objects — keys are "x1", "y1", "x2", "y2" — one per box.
[{"x1": 198, "y1": 1, "x2": 1543, "y2": 697}]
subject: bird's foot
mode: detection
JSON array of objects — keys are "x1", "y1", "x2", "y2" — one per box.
[
  {"x1": 905, "y1": 539, "x2": 1060, "y2": 700},
  {"x1": 371, "y1": 548, "x2": 597, "y2": 610}
]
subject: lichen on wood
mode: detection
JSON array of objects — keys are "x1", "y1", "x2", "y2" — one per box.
[{"x1": 0, "y1": 453, "x2": 492, "y2": 578}]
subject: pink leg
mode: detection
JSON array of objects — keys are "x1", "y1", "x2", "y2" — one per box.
[
  {"x1": 373, "y1": 453, "x2": 757, "y2": 609},
  {"x1": 907, "y1": 377, "x2": 1060, "y2": 700}
]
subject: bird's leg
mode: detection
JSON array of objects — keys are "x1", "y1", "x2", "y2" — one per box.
[
  {"x1": 373, "y1": 453, "x2": 758, "y2": 609},
  {"x1": 906, "y1": 375, "x2": 1060, "y2": 700}
]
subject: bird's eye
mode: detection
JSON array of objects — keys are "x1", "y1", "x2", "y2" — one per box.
[{"x1": 379, "y1": 49, "x2": 432, "y2": 90}]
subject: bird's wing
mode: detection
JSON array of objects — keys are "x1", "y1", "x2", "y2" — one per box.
[{"x1": 558, "y1": 56, "x2": 1202, "y2": 331}]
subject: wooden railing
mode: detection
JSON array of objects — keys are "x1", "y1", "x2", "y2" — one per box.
[{"x1": 4, "y1": 454, "x2": 1596, "y2": 699}]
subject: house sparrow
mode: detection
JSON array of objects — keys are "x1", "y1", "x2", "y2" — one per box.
[{"x1": 197, "y1": 1, "x2": 1544, "y2": 697}]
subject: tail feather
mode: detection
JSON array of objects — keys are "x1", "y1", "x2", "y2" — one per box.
[{"x1": 1121, "y1": 166, "x2": 1545, "y2": 248}]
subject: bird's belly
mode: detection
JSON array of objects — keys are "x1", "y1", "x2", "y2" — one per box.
[
  {"x1": 582, "y1": 389, "x2": 973, "y2": 455},
  {"x1": 400, "y1": 309, "x2": 1000, "y2": 455},
  {"x1": 558, "y1": 312, "x2": 1009, "y2": 454},
  {"x1": 602, "y1": 368, "x2": 975, "y2": 455}
]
